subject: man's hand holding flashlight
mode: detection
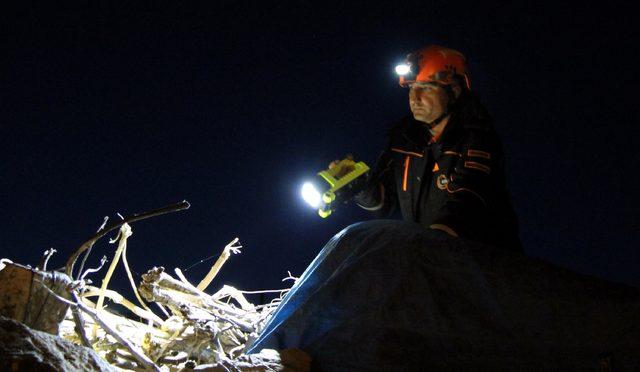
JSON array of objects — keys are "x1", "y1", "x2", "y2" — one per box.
[{"x1": 328, "y1": 154, "x2": 355, "y2": 179}]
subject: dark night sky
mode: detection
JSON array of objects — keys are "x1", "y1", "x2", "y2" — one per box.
[{"x1": 2, "y1": 2, "x2": 639, "y2": 298}]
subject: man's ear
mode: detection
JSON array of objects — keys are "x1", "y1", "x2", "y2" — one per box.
[{"x1": 452, "y1": 83, "x2": 462, "y2": 99}]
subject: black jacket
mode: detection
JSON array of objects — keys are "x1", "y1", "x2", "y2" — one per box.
[{"x1": 357, "y1": 92, "x2": 522, "y2": 251}]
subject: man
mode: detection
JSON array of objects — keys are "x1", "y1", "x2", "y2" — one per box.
[{"x1": 355, "y1": 45, "x2": 521, "y2": 251}]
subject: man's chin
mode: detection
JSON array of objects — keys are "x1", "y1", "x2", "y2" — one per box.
[{"x1": 412, "y1": 113, "x2": 435, "y2": 126}]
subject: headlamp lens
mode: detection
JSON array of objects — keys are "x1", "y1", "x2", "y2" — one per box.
[{"x1": 395, "y1": 64, "x2": 411, "y2": 76}]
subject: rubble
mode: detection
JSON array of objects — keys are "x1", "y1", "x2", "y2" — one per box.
[
  {"x1": 0, "y1": 202, "x2": 309, "y2": 371},
  {"x1": 0, "y1": 315, "x2": 114, "y2": 372},
  {"x1": 0, "y1": 261, "x2": 72, "y2": 335}
]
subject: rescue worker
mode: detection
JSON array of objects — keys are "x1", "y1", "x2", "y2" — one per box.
[{"x1": 354, "y1": 44, "x2": 521, "y2": 251}]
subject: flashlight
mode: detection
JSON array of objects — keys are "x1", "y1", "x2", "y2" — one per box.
[
  {"x1": 301, "y1": 182, "x2": 322, "y2": 208},
  {"x1": 300, "y1": 158, "x2": 370, "y2": 218}
]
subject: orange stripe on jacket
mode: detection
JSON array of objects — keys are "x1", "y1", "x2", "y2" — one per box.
[
  {"x1": 402, "y1": 156, "x2": 410, "y2": 191},
  {"x1": 391, "y1": 148, "x2": 423, "y2": 157}
]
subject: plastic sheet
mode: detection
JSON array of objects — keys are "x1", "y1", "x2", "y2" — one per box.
[{"x1": 248, "y1": 220, "x2": 640, "y2": 371}]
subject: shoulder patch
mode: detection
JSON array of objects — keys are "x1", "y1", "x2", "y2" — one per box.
[
  {"x1": 443, "y1": 150, "x2": 462, "y2": 157},
  {"x1": 464, "y1": 161, "x2": 491, "y2": 174},
  {"x1": 467, "y1": 149, "x2": 491, "y2": 159}
]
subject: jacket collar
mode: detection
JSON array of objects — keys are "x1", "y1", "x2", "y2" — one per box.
[{"x1": 388, "y1": 92, "x2": 493, "y2": 153}]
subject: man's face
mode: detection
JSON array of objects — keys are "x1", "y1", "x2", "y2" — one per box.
[{"x1": 408, "y1": 82, "x2": 450, "y2": 126}]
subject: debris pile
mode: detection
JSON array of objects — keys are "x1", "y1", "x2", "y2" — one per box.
[
  {"x1": 0, "y1": 201, "x2": 305, "y2": 371},
  {"x1": 0, "y1": 315, "x2": 114, "y2": 372}
]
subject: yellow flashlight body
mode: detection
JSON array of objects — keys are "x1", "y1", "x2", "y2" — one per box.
[{"x1": 315, "y1": 159, "x2": 369, "y2": 218}]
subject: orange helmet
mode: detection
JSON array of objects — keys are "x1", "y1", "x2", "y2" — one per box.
[{"x1": 397, "y1": 45, "x2": 471, "y2": 90}]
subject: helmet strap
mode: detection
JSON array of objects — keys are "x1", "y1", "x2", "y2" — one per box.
[
  {"x1": 428, "y1": 111, "x2": 449, "y2": 127},
  {"x1": 427, "y1": 84, "x2": 457, "y2": 127}
]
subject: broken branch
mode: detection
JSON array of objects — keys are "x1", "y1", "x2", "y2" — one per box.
[
  {"x1": 65, "y1": 200, "x2": 190, "y2": 278},
  {"x1": 94, "y1": 223, "x2": 132, "y2": 337},
  {"x1": 196, "y1": 237, "x2": 242, "y2": 291}
]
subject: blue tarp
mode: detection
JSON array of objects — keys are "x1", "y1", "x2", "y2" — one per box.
[{"x1": 248, "y1": 220, "x2": 640, "y2": 371}]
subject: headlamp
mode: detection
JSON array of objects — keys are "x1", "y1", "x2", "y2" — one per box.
[{"x1": 396, "y1": 52, "x2": 419, "y2": 86}]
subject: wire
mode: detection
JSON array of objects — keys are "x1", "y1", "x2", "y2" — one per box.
[{"x1": 182, "y1": 254, "x2": 218, "y2": 272}]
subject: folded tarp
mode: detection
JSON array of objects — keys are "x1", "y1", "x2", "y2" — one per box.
[{"x1": 247, "y1": 220, "x2": 640, "y2": 371}]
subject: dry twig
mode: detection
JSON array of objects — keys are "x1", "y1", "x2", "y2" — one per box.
[
  {"x1": 196, "y1": 237, "x2": 242, "y2": 291},
  {"x1": 37, "y1": 248, "x2": 57, "y2": 271},
  {"x1": 94, "y1": 223, "x2": 132, "y2": 337}
]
